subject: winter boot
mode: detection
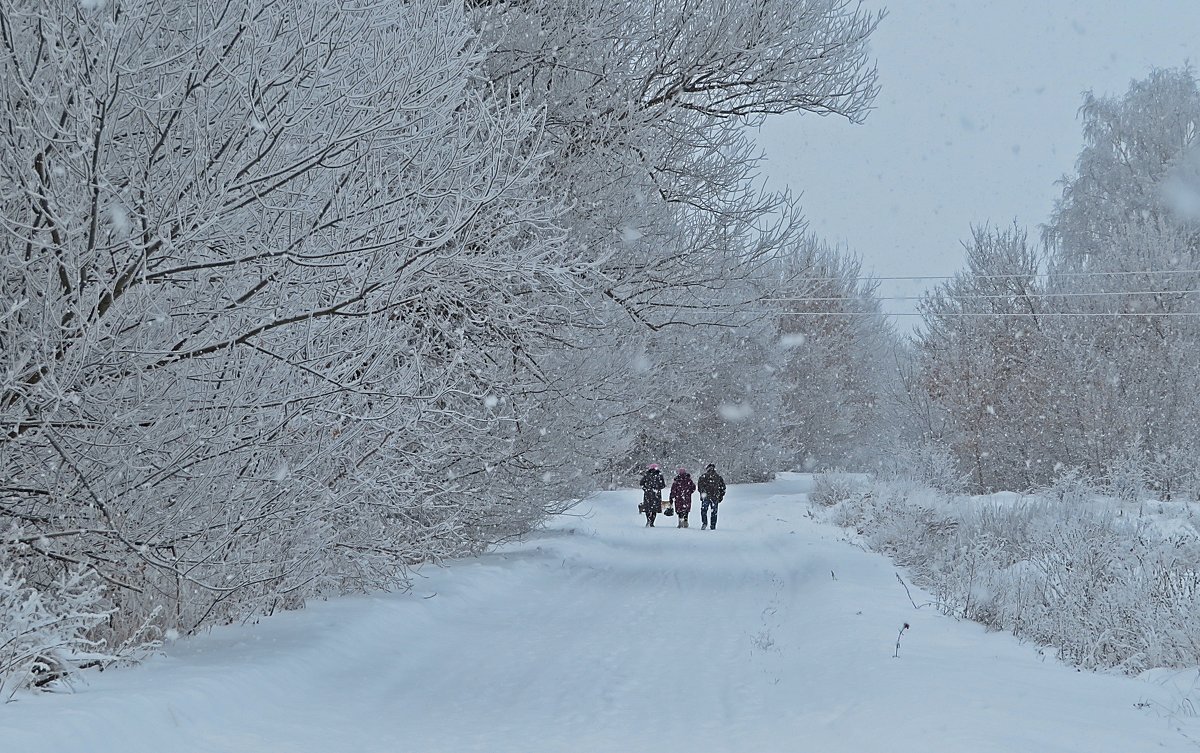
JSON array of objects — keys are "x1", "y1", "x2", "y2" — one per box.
[{"x1": 701, "y1": 522, "x2": 708, "y2": 530}]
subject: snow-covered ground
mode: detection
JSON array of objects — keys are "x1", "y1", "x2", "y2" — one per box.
[{"x1": 3, "y1": 474, "x2": 1198, "y2": 752}]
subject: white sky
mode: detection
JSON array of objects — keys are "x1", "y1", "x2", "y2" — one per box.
[{"x1": 755, "y1": 0, "x2": 1200, "y2": 327}]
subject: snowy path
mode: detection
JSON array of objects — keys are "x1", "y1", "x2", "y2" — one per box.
[{"x1": 3, "y1": 474, "x2": 1197, "y2": 752}]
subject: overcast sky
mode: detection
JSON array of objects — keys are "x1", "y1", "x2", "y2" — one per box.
[{"x1": 755, "y1": 0, "x2": 1200, "y2": 327}]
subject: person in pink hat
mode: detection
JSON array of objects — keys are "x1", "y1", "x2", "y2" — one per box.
[
  {"x1": 670, "y1": 467, "x2": 696, "y2": 528},
  {"x1": 638, "y1": 463, "x2": 666, "y2": 526}
]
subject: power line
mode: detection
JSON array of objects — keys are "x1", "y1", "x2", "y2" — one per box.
[
  {"x1": 802, "y1": 269, "x2": 1200, "y2": 284},
  {"x1": 762, "y1": 310, "x2": 1200, "y2": 318},
  {"x1": 764, "y1": 289, "x2": 1200, "y2": 303}
]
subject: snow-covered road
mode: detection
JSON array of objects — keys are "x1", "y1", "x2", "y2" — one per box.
[{"x1": 3, "y1": 474, "x2": 1196, "y2": 752}]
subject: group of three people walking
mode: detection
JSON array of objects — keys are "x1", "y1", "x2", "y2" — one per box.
[{"x1": 639, "y1": 463, "x2": 726, "y2": 529}]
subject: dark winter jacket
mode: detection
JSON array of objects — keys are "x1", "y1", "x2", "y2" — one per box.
[
  {"x1": 640, "y1": 468, "x2": 666, "y2": 506},
  {"x1": 640, "y1": 468, "x2": 665, "y2": 493},
  {"x1": 697, "y1": 469, "x2": 726, "y2": 503},
  {"x1": 670, "y1": 472, "x2": 696, "y2": 514}
]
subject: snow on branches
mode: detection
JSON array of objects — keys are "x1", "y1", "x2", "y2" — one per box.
[{"x1": 0, "y1": 0, "x2": 577, "y2": 687}]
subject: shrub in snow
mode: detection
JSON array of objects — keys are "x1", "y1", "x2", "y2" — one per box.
[
  {"x1": 0, "y1": 534, "x2": 161, "y2": 696},
  {"x1": 878, "y1": 441, "x2": 967, "y2": 494},
  {"x1": 1145, "y1": 444, "x2": 1200, "y2": 502},
  {"x1": 0, "y1": 557, "x2": 111, "y2": 699},
  {"x1": 1038, "y1": 468, "x2": 1100, "y2": 507},
  {"x1": 1104, "y1": 445, "x2": 1149, "y2": 504},
  {"x1": 810, "y1": 471, "x2": 867, "y2": 507}
]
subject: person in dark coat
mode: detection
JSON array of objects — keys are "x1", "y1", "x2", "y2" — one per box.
[
  {"x1": 697, "y1": 463, "x2": 726, "y2": 530},
  {"x1": 639, "y1": 464, "x2": 666, "y2": 527},
  {"x1": 670, "y1": 467, "x2": 695, "y2": 528}
]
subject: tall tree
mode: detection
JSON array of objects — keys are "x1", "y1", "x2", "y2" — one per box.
[
  {"x1": 913, "y1": 227, "x2": 1053, "y2": 491},
  {"x1": 769, "y1": 239, "x2": 898, "y2": 471},
  {"x1": 1045, "y1": 68, "x2": 1200, "y2": 493}
]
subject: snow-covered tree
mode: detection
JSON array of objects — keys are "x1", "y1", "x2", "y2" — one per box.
[
  {"x1": 912, "y1": 227, "x2": 1055, "y2": 491},
  {"x1": 910, "y1": 69, "x2": 1200, "y2": 495},
  {"x1": 768, "y1": 239, "x2": 898, "y2": 471},
  {"x1": 1047, "y1": 67, "x2": 1200, "y2": 267},
  {"x1": 469, "y1": 0, "x2": 884, "y2": 482},
  {"x1": 0, "y1": 0, "x2": 583, "y2": 674},
  {"x1": 1043, "y1": 68, "x2": 1200, "y2": 494}
]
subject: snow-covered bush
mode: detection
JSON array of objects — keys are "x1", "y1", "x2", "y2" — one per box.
[
  {"x1": 878, "y1": 441, "x2": 967, "y2": 493},
  {"x1": 1146, "y1": 444, "x2": 1200, "y2": 502},
  {"x1": 810, "y1": 471, "x2": 867, "y2": 507},
  {"x1": 0, "y1": 536, "x2": 161, "y2": 699},
  {"x1": 0, "y1": 557, "x2": 110, "y2": 699},
  {"x1": 1104, "y1": 445, "x2": 1150, "y2": 503},
  {"x1": 1038, "y1": 468, "x2": 1101, "y2": 507},
  {"x1": 820, "y1": 476, "x2": 1200, "y2": 673}
]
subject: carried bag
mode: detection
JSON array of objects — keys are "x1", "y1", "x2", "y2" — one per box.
[{"x1": 663, "y1": 503, "x2": 675, "y2": 516}]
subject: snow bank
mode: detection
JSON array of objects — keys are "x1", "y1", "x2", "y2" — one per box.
[{"x1": 819, "y1": 473, "x2": 1200, "y2": 674}]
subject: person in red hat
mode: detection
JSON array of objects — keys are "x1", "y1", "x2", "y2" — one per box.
[{"x1": 670, "y1": 467, "x2": 695, "y2": 528}]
